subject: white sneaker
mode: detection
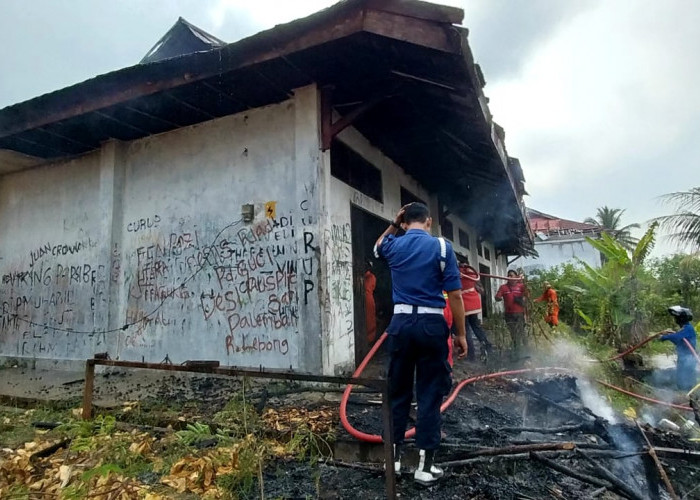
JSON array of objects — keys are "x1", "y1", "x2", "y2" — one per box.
[
  {"x1": 414, "y1": 449, "x2": 443, "y2": 485},
  {"x1": 384, "y1": 444, "x2": 402, "y2": 476}
]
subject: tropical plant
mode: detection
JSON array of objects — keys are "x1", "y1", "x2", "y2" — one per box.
[
  {"x1": 649, "y1": 254, "x2": 700, "y2": 315},
  {"x1": 584, "y1": 206, "x2": 640, "y2": 250},
  {"x1": 575, "y1": 222, "x2": 658, "y2": 347},
  {"x1": 654, "y1": 187, "x2": 700, "y2": 252}
]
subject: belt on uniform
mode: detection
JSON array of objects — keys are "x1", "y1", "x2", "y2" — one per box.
[{"x1": 394, "y1": 304, "x2": 443, "y2": 315}]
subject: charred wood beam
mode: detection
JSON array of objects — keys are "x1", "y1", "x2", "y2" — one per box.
[
  {"x1": 439, "y1": 442, "x2": 576, "y2": 465},
  {"x1": 390, "y1": 70, "x2": 456, "y2": 90},
  {"x1": 441, "y1": 449, "x2": 643, "y2": 468},
  {"x1": 199, "y1": 81, "x2": 253, "y2": 111},
  {"x1": 123, "y1": 104, "x2": 182, "y2": 129},
  {"x1": 163, "y1": 92, "x2": 216, "y2": 120},
  {"x1": 363, "y1": 8, "x2": 459, "y2": 54},
  {"x1": 37, "y1": 126, "x2": 94, "y2": 150},
  {"x1": 651, "y1": 446, "x2": 700, "y2": 462},
  {"x1": 3, "y1": 133, "x2": 69, "y2": 157},
  {"x1": 321, "y1": 86, "x2": 387, "y2": 151},
  {"x1": 635, "y1": 421, "x2": 678, "y2": 500},
  {"x1": 253, "y1": 68, "x2": 294, "y2": 99},
  {"x1": 575, "y1": 449, "x2": 645, "y2": 500},
  {"x1": 366, "y1": 0, "x2": 464, "y2": 25},
  {"x1": 507, "y1": 440, "x2": 609, "y2": 450},
  {"x1": 94, "y1": 110, "x2": 151, "y2": 136},
  {"x1": 530, "y1": 452, "x2": 612, "y2": 490}
]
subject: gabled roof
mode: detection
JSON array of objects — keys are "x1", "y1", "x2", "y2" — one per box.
[
  {"x1": 0, "y1": 0, "x2": 532, "y2": 254},
  {"x1": 140, "y1": 17, "x2": 226, "y2": 64}
]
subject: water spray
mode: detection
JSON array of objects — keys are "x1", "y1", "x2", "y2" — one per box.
[{"x1": 340, "y1": 331, "x2": 695, "y2": 444}]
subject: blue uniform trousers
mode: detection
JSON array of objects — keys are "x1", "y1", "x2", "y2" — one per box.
[
  {"x1": 677, "y1": 355, "x2": 697, "y2": 391},
  {"x1": 386, "y1": 312, "x2": 452, "y2": 450}
]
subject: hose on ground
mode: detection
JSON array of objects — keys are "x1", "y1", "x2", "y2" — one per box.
[{"x1": 340, "y1": 331, "x2": 692, "y2": 443}]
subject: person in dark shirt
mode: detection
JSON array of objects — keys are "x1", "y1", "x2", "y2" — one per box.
[
  {"x1": 660, "y1": 306, "x2": 697, "y2": 391},
  {"x1": 495, "y1": 270, "x2": 527, "y2": 358},
  {"x1": 374, "y1": 202, "x2": 467, "y2": 485}
]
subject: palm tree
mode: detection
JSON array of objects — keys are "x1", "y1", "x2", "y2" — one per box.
[
  {"x1": 584, "y1": 206, "x2": 640, "y2": 250},
  {"x1": 654, "y1": 187, "x2": 700, "y2": 252}
]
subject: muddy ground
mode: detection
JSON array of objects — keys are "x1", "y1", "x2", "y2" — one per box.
[{"x1": 2, "y1": 350, "x2": 700, "y2": 499}]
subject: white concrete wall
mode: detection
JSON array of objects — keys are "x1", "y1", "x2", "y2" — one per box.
[
  {"x1": 520, "y1": 238, "x2": 602, "y2": 272},
  {"x1": 0, "y1": 153, "x2": 106, "y2": 361},
  {"x1": 0, "y1": 85, "x2": 327, "y2": 372},
  {"x1": 0, "y1": 83, "x2": 513, "y2": 373}
]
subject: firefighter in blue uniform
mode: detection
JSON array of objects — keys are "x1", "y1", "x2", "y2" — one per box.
[
  {"x1": 660, "y1": 306, "x2": 697, "y2": 391},
  {"x1": 374, "y1": 202, "x2": 467, "y2": 485}
]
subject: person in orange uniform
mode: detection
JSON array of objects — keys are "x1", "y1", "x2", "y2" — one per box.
[
  {"x1": 364, "y1": 260, "x2": 377, "y2": 344},
  {"x1": 535, "y1": 281, "x2": 559, "y2": 328}
]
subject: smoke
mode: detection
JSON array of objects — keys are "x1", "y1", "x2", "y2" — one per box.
[
  {"x1": 538, "y1": 337, "x2": 619, "y2": 422},
  {"x1": 577, "y1": 377, "x2": 617, "y2": 424}
]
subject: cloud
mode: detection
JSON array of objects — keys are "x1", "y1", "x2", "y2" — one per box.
[
  {"x1": 0, "y1": 0, "x2": 258, "y2": 108},
  {"x1": 473, "y1": 0, "x2": 700, "y2": 254},
  {"x1": 461, "y1": 0, "x2": 599, "y2": 81}
]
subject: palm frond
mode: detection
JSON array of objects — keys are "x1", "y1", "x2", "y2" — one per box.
[{"x1": 632, "y1": 222, "x2": 657, "y2": 266}]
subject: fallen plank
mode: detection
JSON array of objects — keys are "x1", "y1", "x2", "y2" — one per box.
[
  {"x1": 439, "y1": 449, "x2": 644, "y2": 468},
  {"x1": 441, "y1": 442, "x2": 577, "y2": 463},
  {"x1": 652, "y1": 446, "x2": 700, "y2": 462},
  {"x1": 530, "y1": 452, "x2": 612, "y2": 489},
  {"x1": 576, "y1": 449, "x2": 645, "y2": 500},
  {"x1": 499, "y1": 424, "x2": 585, "y2": 434},
  {"x1": 509, "y1": 439, "x2": 609, "y2": 450},
  {"x1": 636, "y1": 421, "x2": 678, "y2": 500},
  {"x1": 322, "y1": 460, "x2": 383, "y2": 473}
]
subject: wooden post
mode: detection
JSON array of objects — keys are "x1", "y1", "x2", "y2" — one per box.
[
  {"x1": 82, "y1": 360, "x2": 95, "y2": 420},
  {"x1": 381, "y1": 380, "x2": 396, "y2": 499}
]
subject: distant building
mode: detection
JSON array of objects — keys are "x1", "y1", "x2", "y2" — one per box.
[{"x1": 518, "y1": 209, "x2": 602, "y2": 272}]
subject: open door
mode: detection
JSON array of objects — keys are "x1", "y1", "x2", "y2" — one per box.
[{"x1": 350, "y1": 205, "x2": 393, "y2": 365}]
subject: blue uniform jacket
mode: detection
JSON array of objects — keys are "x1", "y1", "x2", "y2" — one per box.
[
  {"x1": 661, "y1": 323, "x2": 697, "y2": 361},
  {"x1": 375, "y1": 229, "x2": 461, "y2": 308}
]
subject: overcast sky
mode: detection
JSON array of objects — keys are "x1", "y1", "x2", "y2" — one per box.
[{"x1": 2, "y1": 0, "x2": 697, "y2": 256}]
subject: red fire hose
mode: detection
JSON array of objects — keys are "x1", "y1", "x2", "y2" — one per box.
[
  {"x1": 460, "y1": 266, "x2": 523, "y2": 282},
  {"x1": 340, "y1": 331, "x2": 693, "y2": 443}
]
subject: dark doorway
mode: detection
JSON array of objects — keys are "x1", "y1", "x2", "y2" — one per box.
[
  {"x1": 479, "y1": 264, "x2": 492, "y2": 318},
  {"x1": 351, "y1": 205, "x2": 393, "y2": 365}
]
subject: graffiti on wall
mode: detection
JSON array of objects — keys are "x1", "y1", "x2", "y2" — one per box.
[
  {"x1": 0, "y1": 237, "x2": 108, "y2": 357},
  {"x1": 121, "y1": 200, "x2": 318, "y2": 360},
  {"x1": 323, "y1": 222, "x2": 354, "y2": 343},
  {"x1": 0, "y1": 199, "x2": 320, "y2": 364}
]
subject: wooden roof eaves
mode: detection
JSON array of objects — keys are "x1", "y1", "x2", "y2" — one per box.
[{"x1": 0, "y1": 0, "x2": 468, "y2": 141}]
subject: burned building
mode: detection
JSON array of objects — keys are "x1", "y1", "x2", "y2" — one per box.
[{"x1": 0, "y1": 0, "x2": 531, "y2": 374}]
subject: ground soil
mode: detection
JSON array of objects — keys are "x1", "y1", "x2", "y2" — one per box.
[{"x1": 3, "y1": 349, "x2": 700, "y2": 499}]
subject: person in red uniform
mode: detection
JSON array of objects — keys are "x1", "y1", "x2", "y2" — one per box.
[
  {"x1": 535, "y1": 281, "x2": 559, "y2": 328},
  {"x1": 459, "y1": 264, "x2": 493, "y2": 361},
  {"x1": 495, "y1": 269, "x2": 527, "y2": 357},
  {"x1": 364, "y1": 260, "x2": 377, "y2": 344}
]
